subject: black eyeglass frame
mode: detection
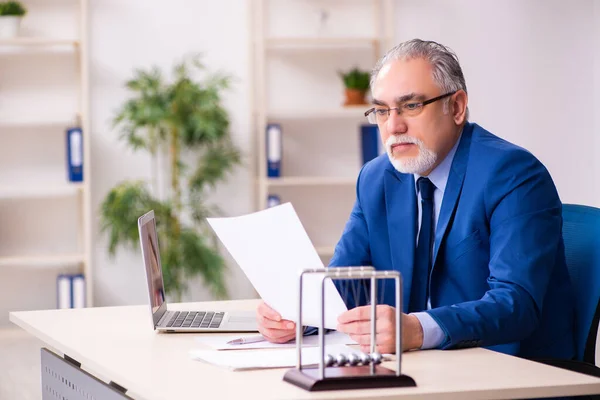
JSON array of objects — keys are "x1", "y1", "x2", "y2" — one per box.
[{"x1": 364, "y1": 90, "x2": 458, "y2": 119}]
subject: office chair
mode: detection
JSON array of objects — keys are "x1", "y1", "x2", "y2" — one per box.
[{"x1": 536, "y1": 204, "x2": 600, "y2": 379}]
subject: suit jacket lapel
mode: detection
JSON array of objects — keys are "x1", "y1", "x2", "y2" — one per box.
[
  {"x1": 432, "y1": 124, "x2": 473, "y2": 268},
  {"x1": 384, "y1": 166, "x2": 417, "y2": 313}
]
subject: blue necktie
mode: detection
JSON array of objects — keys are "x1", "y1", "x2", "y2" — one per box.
[{"x1": 409, "y1": 177, "x2": 435, "y2": 312}]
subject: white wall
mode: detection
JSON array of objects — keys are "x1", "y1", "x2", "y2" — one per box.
[
  {"x1": 395, "y1": 0, "x2": 597, "y2": 206},
  {"x1": 591, "y1": 0, "x2": 599, "y2": 364},
  {"x1": 88, "y1": 0, "x2": 598, "y2": 307},
  {"x1": 595, "y1": 0, "x2": 600, "y2": 206}
]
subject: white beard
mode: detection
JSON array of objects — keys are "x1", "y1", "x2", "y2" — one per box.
[{"x1": 385, "y1": 135, "x2": 437, "y2": 174}]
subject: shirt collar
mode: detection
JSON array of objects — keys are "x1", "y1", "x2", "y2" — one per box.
[{"x1": 415, "y1": 128, "x2": 463, "y2": 194}]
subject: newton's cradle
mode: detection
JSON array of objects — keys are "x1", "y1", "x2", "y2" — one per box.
[{"x1": 283, "y1": 266, "x2": 417, "y2": 391}]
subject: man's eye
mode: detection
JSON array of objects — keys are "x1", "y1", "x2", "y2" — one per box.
[
  {"x1": 404, "y1": 103, "x2": 421, "y2": 110},
  {"x1": 375, "y1": 109, "x2": 388, "y2": 116}
]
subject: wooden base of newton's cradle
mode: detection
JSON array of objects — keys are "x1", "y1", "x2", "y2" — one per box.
[{"x1": 283, "y1": 365, "x2": 417, "y2": 391}]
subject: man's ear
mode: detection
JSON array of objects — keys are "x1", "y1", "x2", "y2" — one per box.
[{"x1": 452, "y1": 90, "x2": 468, "y2": 125}]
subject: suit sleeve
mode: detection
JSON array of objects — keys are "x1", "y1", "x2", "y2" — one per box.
[
  {"x1": 329, "y1": 165, "x2": 372, "y2": 309},
  {"x1": 427, "y1": 150, "x2": 562, "y2": 350}
]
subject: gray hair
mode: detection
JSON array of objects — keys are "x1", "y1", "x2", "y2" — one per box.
[{"x1": 371, "y1": 39, "x2": 469, "y2": 120}]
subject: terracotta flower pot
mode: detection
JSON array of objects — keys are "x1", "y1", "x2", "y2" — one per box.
[{"x1": 344, "y1": 88, "x2": 367, "y2": 106}]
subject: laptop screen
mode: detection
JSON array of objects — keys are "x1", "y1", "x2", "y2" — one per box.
[{"x1": 138, "y1": 211, "x2": 167, "y2": 327}]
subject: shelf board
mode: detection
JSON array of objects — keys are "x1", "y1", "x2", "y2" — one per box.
[
  {"x1": 0, "y1": 119, "x2": 72, "y2": 129},
  {"x1": 315, "y1": 246, "x2": 336, "y2": 257},
  {"x1": 0, "y1": 38, "x2": 79, "y2": 48},
  {"x1": 0, "y1": 253, "x2": 84, "y2": 267},
  {"x1": 266, "y1": 37, "x2": 383, "y2": 51},
  {"x1": 265, "y1": 177, "x2": 355, "y2": 187},
  {"x1": 0, "y1": 183, "x2": 84, "y2": 199},
  {"x1": 267, "y1": 106, "x2": 368, "y2": 120}
]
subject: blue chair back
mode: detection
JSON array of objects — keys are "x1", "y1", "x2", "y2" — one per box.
[{"x1": 562, "y1": 204, "x2": 600, "y2": 363}]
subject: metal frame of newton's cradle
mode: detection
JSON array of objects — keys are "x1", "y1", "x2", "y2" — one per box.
[{"x1": 283, "y1": 267, "x2": 417, "y2": 391}]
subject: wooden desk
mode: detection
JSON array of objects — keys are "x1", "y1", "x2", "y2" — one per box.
[{"x1": 10, "y1": 299, "x2": 600, "y2": 399}]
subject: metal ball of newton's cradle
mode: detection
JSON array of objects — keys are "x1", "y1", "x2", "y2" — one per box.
[
  {"x1": 335, "y1": 353, "x2": 348, "y2": 366},
  {"x1": 359, "y1": 352, "x2": 371, "y2": 365},
  {"x1": 346, "y1": 353, "x2": 360, "y2": 366},
  {"x1": 324, "y1": 354, "x2": 336, "y2": 367},
  {"x1": 370, "y1": 352, "x2": 383, "y2": 365},
  {"x1": 358, "y1": 352, "x2": 371, "y2": 365}
]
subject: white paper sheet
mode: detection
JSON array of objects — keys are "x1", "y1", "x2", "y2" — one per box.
[
  {"x1": 189, "y1": 344, "x2": 356, "y2": 371},
  {"x1": 207, "y1": 203, "x2": 348, "y2": 329},
  {"x1": 195, "y1": 331, "x2": 357, "y2": 351}
]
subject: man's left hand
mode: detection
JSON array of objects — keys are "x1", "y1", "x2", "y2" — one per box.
[{"x1": 336, "y1": 305, "x2": 424, "y2": 354}]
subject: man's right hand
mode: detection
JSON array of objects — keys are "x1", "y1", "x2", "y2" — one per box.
[{"x1": 256, "y1": 301, "x2": 297, "y2": 343}]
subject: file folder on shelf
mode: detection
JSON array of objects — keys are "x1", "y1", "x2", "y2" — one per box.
[
  {"x1": 56, "y1": 274, "x2": 72, "y2": 309},
  {"x1": 360, "y1": 124, "x2": 380, "y2": 165},
  {"x1": 56, "y1": 274, "x2": 86, "y2": 309},
  {"x1": 66, "y1": 119, "x2": 84, "y2": 182},
  {"x1": 72, "y1": 274, "x2": 86, "y2": 308},
  {"x1": 267, "y1": 194, "x2": 281, "y2": 208},
  {"x1": 266, "y1": 123, "x2": 282, "y2": 177}
]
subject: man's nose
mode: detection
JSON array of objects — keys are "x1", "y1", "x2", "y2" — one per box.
[{"x1": 386, "y1": 109, "x2": 408, "y2": 134}]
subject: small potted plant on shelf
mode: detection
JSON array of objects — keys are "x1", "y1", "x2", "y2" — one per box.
[
  {"x1": 338, "y1": 67, "x2": 370, "y2": 106},
  {"x1": 0, "y1": 1, "x2": 26, "y2": 38}
]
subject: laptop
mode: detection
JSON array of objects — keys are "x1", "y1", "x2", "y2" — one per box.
[{"x1": 138, "y1": 210, "x2": 258, "y2": 333}]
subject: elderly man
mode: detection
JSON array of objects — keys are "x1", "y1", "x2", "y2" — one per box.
[{"x1": 256, "y1": 39, "x2": 575, "y2": 360}]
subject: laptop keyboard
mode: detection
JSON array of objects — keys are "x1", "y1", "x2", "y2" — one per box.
[{"x1": 166, "y1": 311, "x2": 224, "y2": 329}]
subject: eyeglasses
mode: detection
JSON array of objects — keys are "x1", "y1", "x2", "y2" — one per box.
[{"x1": 364, "y1": 91, "x2": 457, "y2": 124}]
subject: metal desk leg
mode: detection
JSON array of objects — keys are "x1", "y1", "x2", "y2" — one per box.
[{"x1": 41, "y1": 348, "x2": 131, "y2": 400}]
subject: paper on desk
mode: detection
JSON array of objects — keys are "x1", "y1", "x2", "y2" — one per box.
[
  {"x1": 207, "y1": 203, "x2": 347, "y2": 329},
  {"x1": 189, "y1": 344, "x2": 355, "y2": 371},
  {"x1": 195, "y1": 331, "x2": 357, "y2": 351}
]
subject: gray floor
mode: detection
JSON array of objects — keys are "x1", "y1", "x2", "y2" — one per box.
[{"x1": 0, "y1": 326, "x2": 42, "y2": 400}]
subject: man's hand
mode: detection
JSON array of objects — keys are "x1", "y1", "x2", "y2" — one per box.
[
  {"x1": 336, "y1": 305, "x2": 424, "y2": 353},
  {"x1": 255, "y1": 301, "x2": 297, "y2": 344}
]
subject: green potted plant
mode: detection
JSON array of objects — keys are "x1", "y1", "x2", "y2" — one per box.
[
  {"x1": 338, "y1": 67, "x2": 370, "y2": 106},
  {"x1": 0, "y1": 1, "x2": 26, "y2": 38},
  {"x1": 100, "y1": 55, "x2": 241, "y2": 300}
]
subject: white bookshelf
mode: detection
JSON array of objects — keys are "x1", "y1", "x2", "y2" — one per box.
[
  {"x1": 266, "y1": 37, "x2": 383, "y2": 51},
  {"x1": 315, "y1": 246, "x2": 336, "y2": 257},
  {"x1": 267, "y1": 106, "x2": 366, "y2": 120},
  {"x1": 0, "y1": 183, "x2": 83, "y2": 199},
  {"x1": 0, "y1": 0, "x2": 92, "y2": 314},
  {"x1": 251, "y1": 0, "x2": 393, "y2": 262},
  {"x1": 0, "y1": 38, "x2": 78, "y2": 47},
  {"x1": 0, "y1": 120, "x2": 74, "y2": 129},
  {"x1": 266, "y1": 177, "x2": 355, "y2": 187},
  {"x1": 0, "y1": 253, "x2": 84, "y2": 268}
]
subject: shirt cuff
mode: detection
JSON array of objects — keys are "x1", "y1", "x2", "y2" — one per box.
[{"x1": 412, "y1": 312, "x2": 445, "y2": 349}]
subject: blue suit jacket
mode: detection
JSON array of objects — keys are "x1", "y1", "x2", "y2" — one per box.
[{"x1": 331, "y1": 122, "x2": 576, "y2": 359}]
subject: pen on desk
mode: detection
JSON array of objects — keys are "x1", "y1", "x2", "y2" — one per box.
[{"x1": 226, "y1": 335, "x2": 266, "y2": 345}]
